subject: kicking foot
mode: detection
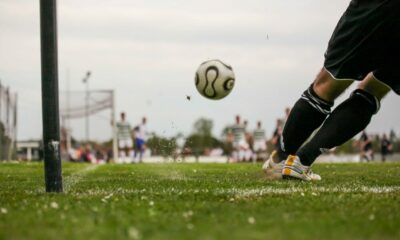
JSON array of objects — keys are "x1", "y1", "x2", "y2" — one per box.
[
  {"x1": 262, "y1": 151, "x2": 284, "y2": 180},
  {"x1": 282, "y1": 155, "x2": 321, "y2": 181}
]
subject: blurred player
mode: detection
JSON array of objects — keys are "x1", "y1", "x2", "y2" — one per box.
[
  {"x1": 282, "y1": 107, "x2": 291, "y2": 125},
  {"x1": 116, "y1": 112, "x2": 133, "y2": 163},
  {"x1": 389, "y1": 129, "x2": 397, "y2": 142},
  {"x1": 359, "y1": 130, "x2": 374, "y2": 162},
  {"x1": 253, "y1": 121, "x2": 267, "y2": 161},
  {"x1": 380, "y1": 133, "x2": 392, "y2": 162},
  {"x1": 264, "y1": 0, "x2": 399, "y2": 181},
  {"x1": 133, "y1": 117, "x2": 148, "y2": 163},
  {"x1": 269, "y1": 108, "x2": 290, "y2": 155},
  {"x1": 264, "y1": 118, "x2": 284, "y2": 178},
  {"x1": 243, "y1": 120, "x2": 253, "y2": 162},
  {"x1": 271, "y1": 119, "x2": 283, "y2": 151},
  {"x1": 228, "y1": 115, "x2": 248, "y2": 162}
]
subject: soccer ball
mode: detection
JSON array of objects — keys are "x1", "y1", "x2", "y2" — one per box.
[{"x1": 195, "y1": 59, "x2": 235, "y2": 100}]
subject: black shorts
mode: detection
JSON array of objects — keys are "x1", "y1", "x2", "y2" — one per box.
[{"x1": 324, "y1": 0, "x2": 400, "y2": 94}]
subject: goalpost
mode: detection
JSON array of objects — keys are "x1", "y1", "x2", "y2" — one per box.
[
  {"x1": 40, "y1": 0, "x2": 62, "y2": 192},
  {"x1": 59, "y1": 90, "x2": 118, "y2": 162}
]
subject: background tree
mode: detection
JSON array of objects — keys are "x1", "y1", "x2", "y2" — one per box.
[
  {"x1": 146, "y1": 133, "x2": 177, "y2": 158},
  {"x1": 185, "y1": 118, "x2": 222, "y2": 158}
]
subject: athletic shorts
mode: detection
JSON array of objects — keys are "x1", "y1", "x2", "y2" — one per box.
[
  {"x1": 135, "y1": 138, "x2": 145, "y2": 150},
  {"x1": 253, "y1": 140, "x2": 267, "y2": 152},
  {"x1": 233, "y1": 139, "x2": 249, "y2": 150},
  {"x1": 324, "y1": 0, "x2": 400, "y2": 94},
  {"x1": 118, "y1": 139, "x2": 133, "y2": 149}
]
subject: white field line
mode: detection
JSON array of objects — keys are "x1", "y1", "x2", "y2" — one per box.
[
  {"x1": 159, "y1": 170, "x2": 187, "y2": 181},
  {"x1": 67, "y1": 185, "x2": 400, "y2": 197},
  {"x1": 216, "y1": 186, "x2": 400, "y2": 198},
  {"x1": 63, "y1": 165, "x2": 99, "y2": 192}
]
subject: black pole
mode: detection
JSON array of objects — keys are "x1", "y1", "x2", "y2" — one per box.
[{"x1": 40, "y1": 0, "x2": 63, "y2": 192}]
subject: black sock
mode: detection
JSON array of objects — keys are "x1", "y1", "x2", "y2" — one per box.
[
  {"x1": 277, "y1": 84, "x2": 333, "y2": 161},
  {"x1": 297, "y1": 89, "x2": 380, "y2": 166}
]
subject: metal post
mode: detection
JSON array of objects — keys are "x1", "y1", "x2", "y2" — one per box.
[
  {"x1": 86, "y1": 79, "x2": 89, "y2": 141},
  {"x1": 5, "y1": 87, "x2": 10, "y2": 161},
  {"x1": 0, "y1": 81, "x2": 2, "y2": 122},
  {"x1": 0, "y1": 82, "x2": 2, "y2": 161},
  {"x1": 12, "y1": 93, "x2": 17, "y2": 160},
  {"x1": 111, "y1": 90, "x2": 118, "y2": 162},
  {"x1": 8, "y1": 93, "x2": 17, "y2": 161},
  {"x1": 40, "y1": 0, "x2": 63, "y2": 192},
  {"x1": 6, "y1": 87, "x2": 10, "y2": 138},
  {"x1": 65, "y1": 69, "x2": 71, "y2": 152},
  {"x1": 82, "y1": 71, "x2": 91, "y2": 142}
]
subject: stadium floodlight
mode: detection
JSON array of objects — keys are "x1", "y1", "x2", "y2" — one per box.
[
  {"x1": 82, "y1": 71, "x2": 91, "y2": 141},
  {"x1": 40, "y1": 0, "x2": 63, "y2": 192}
]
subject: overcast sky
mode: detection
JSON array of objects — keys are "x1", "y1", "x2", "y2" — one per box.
[{"x1": 0, "y1": 0, "x2": 399, "y2": 141}]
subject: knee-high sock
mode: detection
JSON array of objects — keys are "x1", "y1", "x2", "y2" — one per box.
[
  {"x1": 297, "y1": 89, "x2": 380, "y2": 166},
  {"x1": 277, "y1": 84, "x2": 333, "y2": 161}
]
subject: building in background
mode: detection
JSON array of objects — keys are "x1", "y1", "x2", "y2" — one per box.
[{"x1": 16, "y1": 140, "x2": 41, "y2": 161}]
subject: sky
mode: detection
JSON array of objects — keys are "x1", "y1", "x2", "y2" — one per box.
[{"x1": 0, "y1": 0, "x2": 399, "y2": 141}]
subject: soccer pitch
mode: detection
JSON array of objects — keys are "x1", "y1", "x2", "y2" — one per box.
[{"x1": 1, "y1": 163, "x2": 400, "y2": 239}]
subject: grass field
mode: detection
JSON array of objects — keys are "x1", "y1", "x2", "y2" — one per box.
[{"x1": 1, "y1": 162, "x2": 400, "y2": 240}]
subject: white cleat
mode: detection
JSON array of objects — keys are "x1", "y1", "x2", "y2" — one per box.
[
  {"x1": 262, "y1": 151, "x2": 284, "y2": 180},
  {"x1": 282, "y1": 155, "x2": 321, "y2": 181}
]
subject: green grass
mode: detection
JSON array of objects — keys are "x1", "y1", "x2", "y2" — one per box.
[{"x1": 1, "y1": 162, "x2": 400, "y2": 240}]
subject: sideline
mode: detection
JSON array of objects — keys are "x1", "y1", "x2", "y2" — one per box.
[{"x1": 63, "y1": 164, "x2": 99, "y2": 192}]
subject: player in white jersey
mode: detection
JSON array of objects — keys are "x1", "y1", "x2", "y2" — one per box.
[
  {"x1": 243, "y1": 120, "x2": 254, "y2": 162},
  {"x1": 228, "y1": 115, "x2": 249, "y2": 162},
  {"x1": 133, "y1": 117, "x2": 148, "y2": 163},
  {"x1": 253, "y1": 121, "x2": 267, "y2": 160},
  {"x1": 116, "y1": 112, "x2": 133, "y2": 163}
]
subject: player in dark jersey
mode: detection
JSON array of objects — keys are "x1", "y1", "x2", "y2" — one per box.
[
  {"x1": 359, "y1": 130, "x2": 374, "y2": 162},
  {"x1": 380, "y1": 134, "x2": 393, "y2": 162},
  {"x1": 271, "y1": 119, "x2": 283, "y2": 150},
  {"x1": 264, "y1": 0, "x2": 400, "y2": 181}
]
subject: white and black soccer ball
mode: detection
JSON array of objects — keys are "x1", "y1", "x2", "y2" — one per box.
[{"x1": 195, "y1": 59, "x2": 235, "y2": 100}]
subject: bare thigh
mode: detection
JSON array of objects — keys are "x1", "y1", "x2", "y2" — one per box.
[
  {"x1": 358, "y1": 73, "x2": 391, "y2": 100},
  {"x1": 313, "y1": 68, "x2": 353, "y2": 102}
]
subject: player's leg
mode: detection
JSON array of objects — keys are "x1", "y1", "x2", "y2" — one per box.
[
  {"x1": 138, "y1": 140, "x2": 145, "y2": 163},
  {"x1": 275, "y1": 68, "x2": 352, "y2": 162},
  {"x1": 118, "y1": 140, "x2": 126, "y2": 163},
  {"x1": 231, "y1": 142, "x2": 239, "y2": 163},
  {"x1": 121, "y1": 140, "x2": 131, "y2": 163},
  {"x1": 370, "y1": 149, "x2": 375, "y2": 162},
  {"x1": 246, "y1": 149, "x2": 253, "y2": 162},
  {"x1": 288, "y1": 73, "x2": 390, "y2": 179},
  {"x1": 242, "y1": 141, "x2": 251, "y2": 162},
  {"x1": 123, "y1": 146, "x2": 130, "y2": 163},
  {"x1": 126, "y1": 139, "x2": 134, "y2": 163},
  {"x1": 381, "y1": 150, "x2": 386, "y2": 162},
  {"x1": 264, "y1": 69, "x2": 351, "y2": 179},
  {"x1": 133, "y1": 138, "x2": 138, "y2": 162},
  {"x1": 360, "y1": 150, "x2": 365, "y2": 163},
  {"x1": 253, "y1": 141, "x2": 261, "y2": 161}
]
